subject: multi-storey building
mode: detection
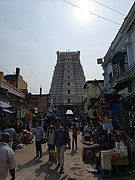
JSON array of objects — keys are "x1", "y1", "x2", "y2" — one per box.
[
  {"x1": 0, "y1": 70, "x2": 27, "y2": 129},
  {"x1": 0, "y1": 71, "x2": 26, "y2": 106},
  {"x1": 83, "y1": 80, "x2": 104, "y2": 113},
  {"x1": 4, "y1": 67, "x2": 27, "y2": 93},
  {"x1": 27, "y1": 88, "x2": 50, "y2": 115},
  {"x1": 49, "y1": 51, "x2": 86, "y2": 118},
  {"x1": 102, "y1": 2, "x2": 135, "y2": 95},
  {"x1": 100, "y1": 2, "x2": 135, "y2": 131}
]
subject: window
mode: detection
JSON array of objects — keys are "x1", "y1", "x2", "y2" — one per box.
[
  {"x1": 109, "y1": 72, "x2": 112, "y2": 80},
  {"x1": 68, "y1": 83, "x2": 70, "y2": 86},
  {"x1": 68, "y1": 76, "x2": 70, "y2": 79},
  {"x1": 68, "y1": 99, "x2": 70, "y2": 103},
  {"x1": 68, "y1": 90, "x2": 70, "y2": 94}
]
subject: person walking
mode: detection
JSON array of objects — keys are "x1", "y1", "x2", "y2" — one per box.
[
  {"x1": 32, "y1": 122, "x2": 45, "y2": 159},
  {"x1": 47, "y1": 125, "x2": 55, "y2": 161},
  {"x1": 54, "y1": 122, "x2": 68, "y2": 173},
  {"x1": 0, "y1": 132, "x2": 16, "y2": 180},
  {"x1": 4, "y1": 123, "x2": 16, "y2": 149},
  {"x1": 64, "y1": 124, "x2": 71, "y2": 149},
  {"x1": 71, "y1": 122, "x2": 78, "y2": 151}
]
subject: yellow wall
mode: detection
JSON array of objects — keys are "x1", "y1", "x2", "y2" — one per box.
[
  {"x1": 7, "y1": 80, "x2": 17, "y2": 88},
  {"x1": 0, "y1": 72, "x2": 4, "y2": 82},
  {"x1": 5, "y1": 75, "x2": 27, "y2": 91},
  {"x1": 18, "y1": 75, "x2": 27, "y2": 90}
]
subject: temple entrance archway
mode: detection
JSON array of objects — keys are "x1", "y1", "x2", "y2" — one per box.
[{"x1": 55, "y1": 104, "x2": 83, "y2": 124}]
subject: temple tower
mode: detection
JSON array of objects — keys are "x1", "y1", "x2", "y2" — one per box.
[{"x1": 49, "y1": 51, "x2": 86, "y2": 119}]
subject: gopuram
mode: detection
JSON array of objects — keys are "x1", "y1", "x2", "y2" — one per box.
[{"x1": 49, "y1": 51, "x2": 86, "y2": 120}]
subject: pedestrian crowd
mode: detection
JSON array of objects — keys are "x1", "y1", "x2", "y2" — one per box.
[
  {"x1": 31, "y1": 120, "x2": 81, "y2": 174},
  {"x1": 0, "y1": 119, "x2": 89, "y2": 179}
]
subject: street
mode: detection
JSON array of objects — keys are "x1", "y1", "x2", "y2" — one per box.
[
  {"x1": 7, "y1": 133, "x2": 98, "y2": 180},
  {"x1": 7, "y1": 132, "x2": 135, "y2": 180}
]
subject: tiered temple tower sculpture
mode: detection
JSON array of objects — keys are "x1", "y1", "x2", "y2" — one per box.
[{"x1": 49, "y1": 51, "x2": 86, "y2": 119}]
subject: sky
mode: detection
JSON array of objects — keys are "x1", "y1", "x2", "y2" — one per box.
[{"x1": 0, "y1": 0, "x2": 134, "y2": 94}]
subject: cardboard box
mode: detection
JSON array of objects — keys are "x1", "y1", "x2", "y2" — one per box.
[
  {"x1": 101, "y1": 150, "x2": 111, "y2": 157},
  {"x1": 112, "y1": 156, "x2": 129, "y2": 165},
  {"x1": 101, "y1": 157, "x2": 111, "y2": 164},
  {"x1": 101, "y1": 163, "x2": 112, "y2": 170},
  {"x1": 101, "y1": 150, "x2": 111, "y2": 164}
]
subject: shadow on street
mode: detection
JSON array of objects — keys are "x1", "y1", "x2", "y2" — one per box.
[
  {"x1": 16, "y1": 159, "x2": 43, "y2": 172},
  {"x1": 35, "y1": 161, "x2": 68, "y2": 180}
]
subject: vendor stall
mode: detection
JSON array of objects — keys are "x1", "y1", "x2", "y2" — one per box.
[
  {"x1": 83, "y1": 93, "x2": 133, "y2": 177},
  {"x1": 82, "y1": 143, "x2": 100, "y2": 163}
]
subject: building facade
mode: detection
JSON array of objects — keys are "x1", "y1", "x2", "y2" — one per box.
[
  {"x1": 0, "y1": 71, "x2": 26, "y2": 102},
  {"x1": 83, "y1": 80, "x2": 104, "y2": 113},
  {"x1": 27, "y1": 93, "x2": 50, "y2": 115},
  {"x1": 4, "y1": 67, "x2": 27, "y2": 92},
  {"x1": 102, "y1": 2, "x2": 135, "y2": 95},
  {"x1": 0, "y1": 70, "x2": 28, "y2": 130},
  {"x1": 49, "y1": 51, "x2": 86, "y2": 118}
]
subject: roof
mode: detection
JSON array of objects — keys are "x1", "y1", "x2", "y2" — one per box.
[
  {"x1": 4, "y1": 74, "x2": 17, "y2": 81},
  {"x1": 84, "y1": 79, "x2": 104, "y2": 89}
]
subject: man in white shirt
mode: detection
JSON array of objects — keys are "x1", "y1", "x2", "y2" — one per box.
[
  {"x1": 0, "y1": 133, "x2": 16, "y2": 180},
  {"x1": 32, "y1": 122, "x2": 45, "y2": 159}
]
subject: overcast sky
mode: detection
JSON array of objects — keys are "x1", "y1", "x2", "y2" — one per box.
[{"x1": 0, "y1": 0, "x2": 134, "y2": 94}]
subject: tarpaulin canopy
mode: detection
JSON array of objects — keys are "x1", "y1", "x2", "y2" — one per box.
[
  {"x1": 0, "y1": 107, "x2": 16, "y2": 114},
  {"x1": 0, "y1": 100, "x2": 11, "y2": 108}
]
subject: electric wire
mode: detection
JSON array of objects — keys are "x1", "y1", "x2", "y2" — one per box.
[
  {"x1": 0, "y1": 65, "x2": 10, "y2": 73},
  {"x1": 62, "y1": 0, "x2": 121, "y2": 25},
  {"x1": 91, "y1": 0, "x2": 126, "y2": 16}
]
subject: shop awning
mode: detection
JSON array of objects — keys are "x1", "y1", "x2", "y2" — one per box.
[
  {"x1": 0, "y1": 100, "x2": 11, "y2": 108},
  {"x1": 0, "y1": 107, "x2": 16, "y2": 114}
]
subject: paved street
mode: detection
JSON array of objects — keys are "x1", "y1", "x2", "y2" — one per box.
[
  {"x1": 7, "y1": 133, "x2": 98, "y2": 180},
  {"x1": 7, "y1": 133, "x2": 135, "y2": 180}
]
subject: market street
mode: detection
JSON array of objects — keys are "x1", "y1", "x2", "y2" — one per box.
[
  {"x1": 7, "y1": 133, "x2": 98, "y2": 180},
  {"x1": 6, "y1": 132, "x2": 135, "y2": 180}
]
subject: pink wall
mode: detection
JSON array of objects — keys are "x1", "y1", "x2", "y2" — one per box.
[{"x1": 0, "y1": 79, "x2": 26, "y2": 99}]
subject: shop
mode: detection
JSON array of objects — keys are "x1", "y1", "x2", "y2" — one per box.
[{"x1": 81, "y1": 93, "x2": 135, "y2": 177}]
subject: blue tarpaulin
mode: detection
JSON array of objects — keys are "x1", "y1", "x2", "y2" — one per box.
[{"x1": 0, "y1": 107, "x2": 16, "y2": 114}]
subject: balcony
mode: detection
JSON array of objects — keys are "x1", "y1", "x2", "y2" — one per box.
[{"x1": 110, "y1": 62, "x2": 135, "y2": 89}]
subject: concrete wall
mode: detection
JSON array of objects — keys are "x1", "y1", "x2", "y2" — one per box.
[{"x1": 102, "y1": 2, "x2": 135, "y2": 93}]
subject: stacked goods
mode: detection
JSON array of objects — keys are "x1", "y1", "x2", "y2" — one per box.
[
  {"x1": 119, "y1": 141, "x2": 128, "y2": 157},
  {"x1": 82, "y1": 141, "x2": 94, "y2": 145},
  {"x1": 114, "y1": 141, "x2": 128, "y2": 157},
  {"x1": 111, "y1": 151, "x2": 118, "y2": 163},
  {"x1": 112, "y1": 141, "x2": 129, "y2": 165},
  {"x1": 101, "y1": 150, "x2": 112, "y2": 170},
  {"x1": 115, "y1": 142, "x2": 120, "y2": 149}
]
